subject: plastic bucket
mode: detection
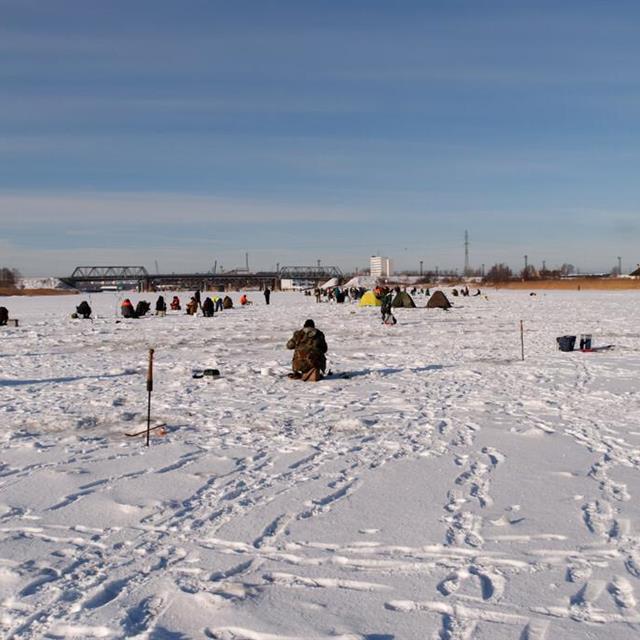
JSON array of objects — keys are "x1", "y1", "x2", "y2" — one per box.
[
  {"x1": 580, "y1": 334, "x2": 592, "y2": 350},
  {"x1": 556, "y1": 335, "x2": 576, "y2": 352}
]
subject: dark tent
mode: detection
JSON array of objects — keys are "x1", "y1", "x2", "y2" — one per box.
[
  {"x1": 426, "y1": 290, "x2": 452, "y2": 309},
  {"x1": 223, "y1": 295, "x2": 234, "y2": 309},
  {"x1": 391, "y1": 291, "x2": 416, "y2": 308}
]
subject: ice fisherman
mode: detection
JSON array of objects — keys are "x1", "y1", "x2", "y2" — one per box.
[
  {"x1": 0, "y1": 306, "x2": 9, "y2": 325},
  {"x1": 121, "y1": 298, "x2": 136, "y2": 318},
  {"x1": 263, "y1": 287, "x2": 271, "y2": 305},
  {"x1": 76, "y1": 300, "x2": 92, "y2": 319},
  {"x1": 155, "y1": 295, "x2": 167, "y2": 315},
  {"x1": 186, "y1": 297, "x2": 198, "y2": 315},
  {"x1": 286, "y1": 319, "x2": 328, "y2": 381},
  {"x1": 202, "y1": 297, "x2": 214, "y2": 317}
]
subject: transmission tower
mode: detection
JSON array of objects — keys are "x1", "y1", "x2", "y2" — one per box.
[{"x1": 464, "y1": 230, "x2": 470, "y2": 276}]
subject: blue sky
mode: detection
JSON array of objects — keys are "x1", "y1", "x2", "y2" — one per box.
[{"x1": 1, "y1": 0, "x2": 639, "y2": 276}]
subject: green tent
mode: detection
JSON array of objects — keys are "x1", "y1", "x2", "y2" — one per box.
[{"x1": 391, "y1": 291, "x2": 416, "y2": 308}]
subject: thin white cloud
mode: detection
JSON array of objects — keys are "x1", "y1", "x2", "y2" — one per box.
[{"x1": 0, "y1": 191, "x2": 365, "y2": 225}]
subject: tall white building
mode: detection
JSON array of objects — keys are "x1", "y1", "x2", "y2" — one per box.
[{"x1": 370, "y1": 256, "x2": 392, "y2": 278}]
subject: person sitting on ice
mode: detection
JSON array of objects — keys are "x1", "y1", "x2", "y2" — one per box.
[
  {"x1": 75, "y1": 300, "x2": 92, "y2": 319},
  {"x1": 202, "y1": 297, "x2": 214, "y2": 317},
  {"x1": 155, "y1": 295, "x2": 167, "y2": 316},
  {"x1": 186, "y1": 297, "x2": 198, "y2": 315},
  {"x1": 240, "y1": 293, "x2": 252, "y2": 306},
  {"x1": 0, "y1": 306, "x2": 9, "y2": 326},
  {"x1": 135, "y1": 300, "x2": 151, "y2": 317},
  {"x1": 170, "y1": 295, "x2": 181, "y2": 311},
  {"x1": 120, "y1": 298, "x2": 136, "y2": 318},
  {"x1": 286, "y1": 319, "x2": 328, "y2": 382}
]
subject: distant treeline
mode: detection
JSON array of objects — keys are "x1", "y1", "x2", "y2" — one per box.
[{"x1": 0, "y1": 267, "x2": 21, "y2": 288}]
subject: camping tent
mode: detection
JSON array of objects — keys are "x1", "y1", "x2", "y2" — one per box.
[
  {"x1": 426, "y1": 290, "x2": 451, "y2": 309},
  {"x1": 359, "y1": 290, "x2": 382, "y2": 307},
  {"x1": 343, "y1": 275, "x2": 377, "y2": 290},
  {"x1": 319, "y1": 277, "x2": 339, "y2": 290},
  {"x1": 391, "y1": 291, "x2": 416, "y2": 308}
]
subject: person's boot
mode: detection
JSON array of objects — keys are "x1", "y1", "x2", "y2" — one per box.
[{"x1": 302, "y1": 368, "x2": 322, "y2": 382}]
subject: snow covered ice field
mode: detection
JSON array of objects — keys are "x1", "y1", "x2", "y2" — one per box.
[{"x1": 1, "y1": 289, "x2": 640, "y2": 639}]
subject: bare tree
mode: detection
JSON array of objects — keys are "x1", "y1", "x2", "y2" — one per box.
[
  {"x1": 520, "y1": 265, "x2": 539, "y2": 280},
  {"x1": 484, "y1": 263, "x2": 513, "y2": 283},
  {"x1": 0, "y1": 267, "x2": 21, "y2": 288}
]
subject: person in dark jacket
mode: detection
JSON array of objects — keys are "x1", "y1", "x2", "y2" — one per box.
[
  {"x1": 380, "y1": 292, "x2": 396, "y2": 325},
  {"x1": 194, "y1": 290, "x2": 201, "y2": 310},
  {"x1": 0, "y1": 306, "x2": 8, "y2": 326},
  {"x1": 286, "y1": 319, "x2": 328, "y2": 381},
  {"x1": 135, "y1": 300, "x2": 150, "y2": 317},
  {"x1": 202, "y1": 297, "x2": 214, "y2": 317},
  {"x1": 263, "y1": 287, "x2": 271, "y2": 305},
  {"x1": 121, "y1": 299, "x2": 136, "y2": 318},
  {"x1": 76, "y1": 300, "x2": 92, "y2": 319},
  {"x1": 155, "y1": 295, "x2": 167, "y2": 315}
]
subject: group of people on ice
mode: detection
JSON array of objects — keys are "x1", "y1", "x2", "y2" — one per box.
[{"x1": 116, "y1": 289, "x2": 272, "y2": 319}]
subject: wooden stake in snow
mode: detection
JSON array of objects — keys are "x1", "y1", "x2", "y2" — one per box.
[
  {"x1": 520, "y1": 320, "x2": 525, "y2": 361},
  {"x1": 146, "y1": 348, "x2": 154, "y2": 447}
]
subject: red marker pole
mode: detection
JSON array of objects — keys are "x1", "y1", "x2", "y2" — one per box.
[{"x1": 146, "y1": 348, "x2": 154, "y2": 447}]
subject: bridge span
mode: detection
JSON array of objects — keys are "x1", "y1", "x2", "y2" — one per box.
[{"x1": 60, "y1": 265, "x2": 343, "y2": 291}]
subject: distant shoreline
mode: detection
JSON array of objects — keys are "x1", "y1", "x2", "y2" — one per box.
[
  {"x1": 3, "y1": 279, "x2": 640, "y2": 296},
  {"x1": 0, "y1": 288, "x2": 78, "y2": 297},
  {"x1": 492, "y1": 278, "x2": 640, "y2": 290}
]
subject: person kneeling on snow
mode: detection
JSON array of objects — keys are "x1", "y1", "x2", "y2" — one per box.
[
  {"x1": 202, "y1": 297, "x2": 214, "y2": 317},
  {"x1": 76, "y1": 300, "x2": 92, "y2": 319},
  {"x1": 121, "y1": 298, "x2": 136, "y2": 318},
  {"x1": 286, "y1": 319, "x2": 328, "y2": 381}
]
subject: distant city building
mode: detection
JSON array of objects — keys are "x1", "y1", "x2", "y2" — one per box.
[{"x1": 370, "y1": 256, "x2": 393, "y2": 278}]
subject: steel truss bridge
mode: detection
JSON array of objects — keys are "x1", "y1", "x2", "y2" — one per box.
[
  {"x1": 279, "y1": 266, "x2": 342, "y2": 281},
  {"x1": 61, "y1": 265, "x2": 343, "y2": 290}
]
